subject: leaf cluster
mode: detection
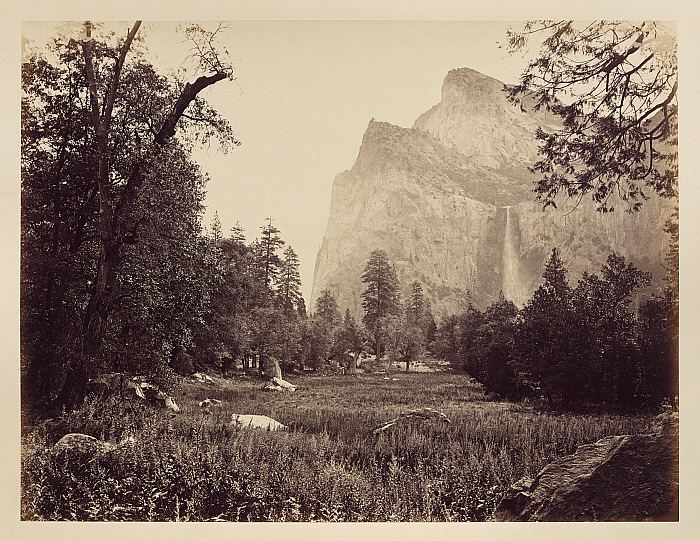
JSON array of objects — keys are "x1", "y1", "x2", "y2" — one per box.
[{"x1": 506, "y1": 21, "x2": 677, "y2": 212}]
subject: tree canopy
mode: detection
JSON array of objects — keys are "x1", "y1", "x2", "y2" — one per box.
[{"x1": 505, "y1": 21, "x2": 677, "y2": 212}]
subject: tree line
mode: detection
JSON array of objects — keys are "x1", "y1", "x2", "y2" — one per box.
[{"x1": 433, "y1": 246, "x2": 678, "y2": 411}]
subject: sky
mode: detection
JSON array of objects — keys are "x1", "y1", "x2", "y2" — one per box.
[{"x1": 21, "y1": 19, "x2": 539, "y2": 304}]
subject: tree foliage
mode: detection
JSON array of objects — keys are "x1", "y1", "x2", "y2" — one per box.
[
  {"x1": 434, "y1": 247, "x2": 671, "y2": 410},
  {"x1": 361, "y1": 250, "x2": 401, "y2": 360},
  {"x1": 506, "y1": 21, "x2": 677, "y2": 211}
]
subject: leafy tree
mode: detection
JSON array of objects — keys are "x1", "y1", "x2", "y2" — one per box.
[
  {"x1": 22, "y1": 22, "x2": 238, "y2": 409},
  {"x1": 475, "y1": 292, "x2": 520, "y2": 398},
  {"x1": 598, "y1": 253, "x2": 651, "y2": 405},
  {"x1": 636, "y1": 295, "x2": 677, "y2": 408},
  {"x1": 385, "y1": 309, "x2": 425, "y2": 373},
  {"x1": 314, "y1": 289, "x2": 340, "y2": 327},
  {"x1": 337, "y1": 308, "x2": 367, "y2": 374},
  {"x1": 361, "y1": 249, "x2": 401, "y2": 360},
  {"x1": 299, "y1": 318, "x2": 331, "y2": 370},
  {"x1": 506, "y1": 21, "x2": 677, "y2": 211},
  {"x1": 434, "y1": 314, "x2": 461, "y2": 369}
]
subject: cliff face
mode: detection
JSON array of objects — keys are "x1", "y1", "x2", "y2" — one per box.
[{"x1": 311, "y1": 68, "x2": 672, "y2": 318}]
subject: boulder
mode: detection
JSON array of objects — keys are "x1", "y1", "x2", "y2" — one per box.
[
  {"x1": 231, "y1": 414, "x2": 287, "y2": 431},
  {"x1": 492, "y1": 413, "x2": 679, "y2": 522},
  {"x1": 373, "y1": 407, "x2": 451, "y2": 434},
  {"x1": 264, "y1": 377, "x2": 296, "y2": 392},
  {"x1": 140, "y1": 384, "x2": 181, "y2": 413},
  {"x1": 87, "y1": 373, "x2": 145, "y2": 400},
  {"x1": 192, "y1": 372, "x2": 215, "y2": 384},
  {"x1": 273, "y1": 377, "x2": 296, "y2": 391},
  {"x1": 52, "y1": 433, "x2": 136, "y2": 458},
  {"x1": 52, "y1": 433, "x2": 113, "y2": 455},
  {"x1": 262, "y1": 357, "x2": 283, "y2": 379}
]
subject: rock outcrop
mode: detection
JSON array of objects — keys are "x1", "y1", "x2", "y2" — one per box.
[
  {"x1": 311, "y1": 68, "x2": 673, "y2": 316},
  {"x1": 492, "y1": 413, "x2": 679, "y2": 522}
]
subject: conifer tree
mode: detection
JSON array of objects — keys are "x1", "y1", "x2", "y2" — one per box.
[
  {"x1": 278, "y1": 245, "x2": 303, "y2": 317},
  {"x1": 361, "y1": 249, "x2": 401, "y2": 360}
]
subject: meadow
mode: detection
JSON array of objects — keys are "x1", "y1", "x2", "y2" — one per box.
[{"x1": 21, "y1": 368, "x2": 656, "y2": 521}]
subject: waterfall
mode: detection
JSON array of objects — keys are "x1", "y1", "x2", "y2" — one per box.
[{"x1": 502, "y1": 206, "x2": 523, "y2": 306}]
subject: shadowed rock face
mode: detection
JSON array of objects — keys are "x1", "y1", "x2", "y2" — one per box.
[
  {"x1": 311, "y1": 67, "x2": 673, "y2": 317},
  {"x1": 492, "y1": 413, "x2": 679, "y2": 522}
]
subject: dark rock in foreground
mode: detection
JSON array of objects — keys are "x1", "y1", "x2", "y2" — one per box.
[{"x1": 493, "y1": 413, "x2": 679, "y2": 522}]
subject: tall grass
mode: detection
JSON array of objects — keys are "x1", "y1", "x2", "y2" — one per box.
[{"x1": 21, "y1": 372, "x2": 654, "y2": 521}]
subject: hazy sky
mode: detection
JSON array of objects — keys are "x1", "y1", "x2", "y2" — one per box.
[{"x1": 22, "y1": 20, "x2": 539, "y2": 304}]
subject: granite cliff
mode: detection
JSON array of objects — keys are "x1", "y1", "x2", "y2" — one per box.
[{"x1": 311, "y1": 68, "x2": 672, "y2": 318}]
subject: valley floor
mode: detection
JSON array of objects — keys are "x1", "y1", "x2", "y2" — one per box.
[{"x1": 21, "y1": 369, "x2": 655, "y2": 521}]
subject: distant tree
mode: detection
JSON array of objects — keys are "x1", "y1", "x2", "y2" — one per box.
[
  {"x1": 256, "y1": 217, "x2": 285, "y2": 297},
  {"x1": 434, "y1": 314, "x2": 461, "y2": 369},
  {"x1": 361, "y1": 249, "x2": 401, "y2": 360},
  {"x1": 209, "y1": 211, "x2": 223, "y2": 244},
  {"x1": 278, "y1": 245, "x2": 303, "y2": 317},
  {"x1": 423, "y1": 300, "x2": 438, "y2": 354},
  {"x1": 407, "y1": 281, "x2": 424, "y2": 326},
  {"x1": 391, "y1": 318, "x2": 425, "y2": 372},
  {"x1": 506, "y1": 21, "x2": 677, "y2": 212},
  {"x1": 455, "y1": 305, "x2": 486, "y2": 374},
  {"x1": 314, "y1": 289, "x2": 340, "y2": 327},
  {"x1": 337, "y1": 308, "x2": 367, "y2": 373},
  {"x1": 517, "y1": 248, "x2": 573, "y2": 406}
]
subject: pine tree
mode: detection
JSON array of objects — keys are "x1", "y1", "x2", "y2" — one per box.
[
  {"x1": 361, "y1": 249, "x2": 401, "y2": 360},
  {"x1": 407, "y1": 281, "x2": 424, "y2": 326},
  {"x1": 278, "y1": 245, "x2": 303, "y2": 317},
  {"x1": 256, "y1": 217, "x2": 285, "y2": 299}
]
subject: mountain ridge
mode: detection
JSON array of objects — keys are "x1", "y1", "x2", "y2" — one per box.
[{"x1": 311, "y1": 68, "x2": 672, "y2": 318}]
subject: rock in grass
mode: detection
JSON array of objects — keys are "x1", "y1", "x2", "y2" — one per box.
[
  {"x1": 87, "y1": 373, "x2": 145, "y2": 400},
  {"x1": 53, "y1": 433, "x2": 112, "y2": 455},
  {"x1": 231, "y1": 414, "x2": 287, "y2": 431},
  {"x1": 199, "y1": 398, "x2": 222, "y2": 407},
  {"x1": 493, "y1": 413, "x2": 679, "y2": 522},
  {"x1": 264, "y1": 377, "x2": 297, "y2": 392},
  {"x1": 192, "y1": 372, "x2": 215, "y2": 384},
  {"x1": 373, "y1": 407, "x2": 451, "y2": 434}
]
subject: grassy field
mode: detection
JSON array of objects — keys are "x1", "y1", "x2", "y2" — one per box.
[{"x1": 21, "y1": 368, "x2": 656, "y2": 521}]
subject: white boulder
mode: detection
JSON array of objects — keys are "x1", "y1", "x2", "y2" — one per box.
[{"x1": 231, "y1": 414, "x2": 287, "y2": 431}]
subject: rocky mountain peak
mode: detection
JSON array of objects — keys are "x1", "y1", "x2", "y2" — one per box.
[
  {"x1": 414, "y1": 67, "x2": 559, "y2": 169},
  {"x1": 311, "y1": 67, "x2": 672, "y2": 318}
]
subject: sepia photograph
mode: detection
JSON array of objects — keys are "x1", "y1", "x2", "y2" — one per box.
[{"x1": 11, "y1": 3, "x2": 690, "y2": 531}]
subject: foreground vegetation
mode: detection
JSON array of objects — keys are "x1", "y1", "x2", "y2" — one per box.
[{"x1": 22, "y1": 371, "x2": 656, "y2": 522}]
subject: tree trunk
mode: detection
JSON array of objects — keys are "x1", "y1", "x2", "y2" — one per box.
[{"x1": 348, "y1": 353, "x2": 354, "y2": 374}]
